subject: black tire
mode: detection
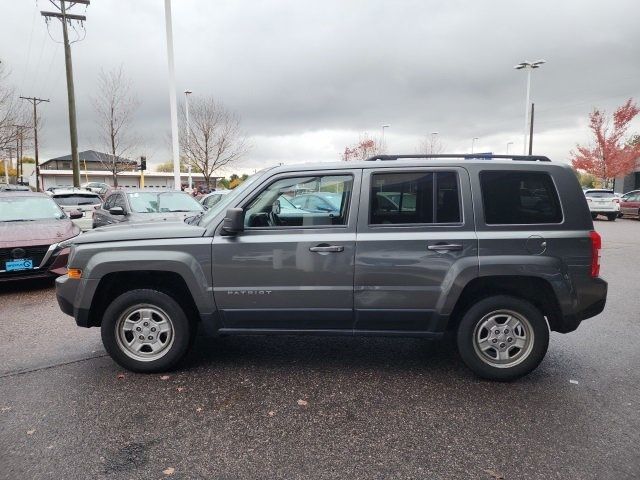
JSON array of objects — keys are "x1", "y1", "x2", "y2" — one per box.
[
  {"x1": 101, "y1": 289, "x2": 195, "y2": 373},
  {"x1": 456, "y1": 295, "x2": 549, "y2": 381},
  {"x1": 591, "y1": 213, "x2": 598, "y2": 220},
  {"x1": 607, "y1": 214, "x2": 617, "y2": 221}
]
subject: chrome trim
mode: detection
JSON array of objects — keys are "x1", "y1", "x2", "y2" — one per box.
[{"x1": 39, "y1": 243, "x2": 59, "y2": 268}]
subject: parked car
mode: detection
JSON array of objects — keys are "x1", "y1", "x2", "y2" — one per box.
[
  {"x1": 0, "y1": 184, "x2": 31, "y2": 192},
  {"x1": 56, "y1": 154, "x2": 607, "y2": 381},
  {"x1": 619, "y1": 191, "x2": 640, "y2": 218},
  {"x1": 51, "y1": 189, "x2": 103, "y2": 231},
  {"x1": 288, "y1": 192, "x2": 343, "y2": 213},
  {"x1": 584, "y1": 189, "x2": 619, "y2": 221},
  {"x1": 200, "y1": 189, "x2": 230, "y2": 209},
  {"x1": 81, "y1": 181, "x2": 111, "y2": 194},
  {"x1": 0, "y1": 192, "x2": 80, "y2": 282},
  {"x1": 92, "y1": 189, "x2": 204, "y2": 228}
]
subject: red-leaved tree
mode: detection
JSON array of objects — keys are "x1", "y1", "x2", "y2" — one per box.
[
  {"x1": 571, "y1": 98, "x2": 640, "y2": 187},
  {"x1": 342, "y1": 133, "x2": 384, "y2": 161}
]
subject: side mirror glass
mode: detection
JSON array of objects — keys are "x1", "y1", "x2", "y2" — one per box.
[
  {"x1": 109, "y1": 206, "x2": 126, "y2": 216},
  {"x1": 222, "y1": 208, "x2": 244, "y2": 234},
  {"x1": 69, "y1": 210, "x2": 83, "y2": 219}
]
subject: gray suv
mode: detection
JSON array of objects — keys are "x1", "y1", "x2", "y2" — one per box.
[{"x1": 55, "y1": 155, "x2": 607, "y2": 381}]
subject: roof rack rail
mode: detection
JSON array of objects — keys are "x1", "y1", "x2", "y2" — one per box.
[{"x1": 365, "y1": 154, "x2": 551, "y2": 162}]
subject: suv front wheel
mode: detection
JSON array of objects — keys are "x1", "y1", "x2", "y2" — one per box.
[
  {"x1": 456, "y1": 295, "x2": 549, "y2": 381},
  {"x1": 101, "y1": 289, "x2": 195, "y2": 373}
]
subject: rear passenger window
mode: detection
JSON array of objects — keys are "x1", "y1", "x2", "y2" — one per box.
[
  {"x1": 370, "y1": 171, "x2": 461, "y2": 225},
  {"x1": 480, "y1": 171, "x2": 562, "y2": 224}
]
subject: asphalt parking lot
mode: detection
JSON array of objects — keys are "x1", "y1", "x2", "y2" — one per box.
[{"x1": 1, "y1": 219, "x2": 639, "y2": 480}]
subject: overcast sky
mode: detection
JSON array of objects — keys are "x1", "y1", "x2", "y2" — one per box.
[{"x1": 2, "y1": 0, "x2": 640, "y2": 174}]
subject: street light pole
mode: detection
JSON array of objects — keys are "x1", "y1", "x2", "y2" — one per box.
[
  {"x1": 471, "y1": 137, "x2": 479, "y2": 154},
  {"x1": 164, "y1": 0, "x2": 181, "y2": 191},
  {"x1": 381, "y1": 124, "x2": 390, "y2": 151},
  {"x1": 514, "y1": 60, "x2": 546, "y2": 155},
  {"x1": 184, "y1": 89, "x2": 192, "y2": 190}
]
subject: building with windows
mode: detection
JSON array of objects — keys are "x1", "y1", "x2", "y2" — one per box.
[
  {"x1": 32, "y1": 150, "x2": 219, "y2": 191},
  {"x1": 40, "y1": 150, "x2": 138, "y2": 171}
]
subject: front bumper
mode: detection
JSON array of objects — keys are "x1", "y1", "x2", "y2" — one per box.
[{"x1": 55, "y1": 274, "x2": 93, "y2": 327}]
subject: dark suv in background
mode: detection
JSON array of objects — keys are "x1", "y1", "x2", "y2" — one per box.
[{"x1": 56, "y1": 154, "x2": 607, "y2": 381}]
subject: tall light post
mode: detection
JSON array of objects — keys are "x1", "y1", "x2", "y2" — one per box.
[
  {"x1": 184, "y1": 89, "x2": 192, "y2": 190},
  {"x1": 164, "y1": 0, "x2": 181, "y2": 190},
  {"x1": 381, "y1": 124, "x2": 390, "y2": 151},
  {"x1": 514, "y1": 60, "x2": 546, "y2": 155},
  {"x1": 471, "y1": 137, "x2": 479, "y2": 154},
  {"x1": 506, "y1": 141, "x2": 514, "y2": 154}
]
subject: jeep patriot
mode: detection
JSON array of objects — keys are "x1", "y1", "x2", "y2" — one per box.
[{"x1": 56, "y1": 154, "x2": 607, "y2": 380}]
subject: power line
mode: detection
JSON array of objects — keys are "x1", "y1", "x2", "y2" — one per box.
[{"x1": 40, "y1": 0, "x2": 89, "y2": 187}]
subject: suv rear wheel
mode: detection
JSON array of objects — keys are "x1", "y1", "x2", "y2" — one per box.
[
  {"x1": 456, "y1": 295, "x2": 549, "y2": 381},
  {"x1": 101, "y1": 289, "x2": 195, "y2": 373}
]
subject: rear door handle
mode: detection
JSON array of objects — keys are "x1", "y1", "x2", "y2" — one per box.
[
  {"x1": 427, "y1": 243, "x2": 463, "y2": 252},
  {"x1": 309, "y1": 245, "x2": 344, "y2": 253}
]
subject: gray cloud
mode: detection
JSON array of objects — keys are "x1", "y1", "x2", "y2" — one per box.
[{"x1": 3, "y1": 0, "x2": 639, "y2": 172}]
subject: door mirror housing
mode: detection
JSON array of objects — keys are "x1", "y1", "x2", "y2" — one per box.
[
  {"x1": 222, "y1": 208, "x2": 245, "y2": 234},
  {"x1": 109, "y1": 206, "x2": 126, "y2": 216},
  {"x1": 69, "y1": 209, "x2": 83, "y2": 220}
]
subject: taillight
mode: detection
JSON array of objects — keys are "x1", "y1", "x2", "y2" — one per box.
[
  {"x1": 613, "y1": 198, "x2": 620, "y2": 203},
  {"x1": 586, "y1": 197, "x2": 592, "y2": 202},
  {"x1": 590, "y1": 230, "x2": 601, "y2": 277}
]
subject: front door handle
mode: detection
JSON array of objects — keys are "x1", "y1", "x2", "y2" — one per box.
[
  {"x1": 427, "y1": 243, "x2": 463, "y2": 252},
  {"x1": 309, "y1": 245, "x2": 344, "y2": 253}
]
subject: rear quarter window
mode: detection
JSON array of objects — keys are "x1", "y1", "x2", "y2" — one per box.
[{"x1": 480, "y1": 171, "x2": 562, "y2": 225}]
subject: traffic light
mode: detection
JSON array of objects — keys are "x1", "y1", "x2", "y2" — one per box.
[{"x1": 140, "y1": 156, "x2": 147, "y2": 171}]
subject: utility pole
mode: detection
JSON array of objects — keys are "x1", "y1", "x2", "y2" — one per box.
[
  {"x1": 12, "y1": 125, "x2": 27, "y2": 184},
  {"x1": 184, "y1": 90, "x2": 192, "y2": 190},
  {"x1": 528, "y1": 103, "x2": 535, "y2": 155},
  {"x1": 41, "y1": 0, "x2": 89, "y2": 188},
  {"x1": 19, "y1": 96, "x2": 49, "y2": 192},
  {"x1": 164, "y1": 0, "x2": 181, "y2": 191}
]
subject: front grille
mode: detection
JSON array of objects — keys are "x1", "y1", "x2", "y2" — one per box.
[{"x1": 0, "y1": 245, "x2": 50, "y2": 269}]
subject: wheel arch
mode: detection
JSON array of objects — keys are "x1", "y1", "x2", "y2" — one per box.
[
  {"x1": 87, "y1": 270, "x2": 202, "y2": 328},
  {"x1": 447, "y1": 275, "x2": 563, "y2": 332}
]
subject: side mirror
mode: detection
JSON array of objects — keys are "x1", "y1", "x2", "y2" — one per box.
[
  {"x1": 109, "y1": 206, "x2": 126, "y2": 216},
  {"x1": 69, "y1": 210, "x2": 83, "y2": 220},
  {"x1": 222, "y1": 208, "x2": 244, "y2": 234},
  {"x1": 272, "y1": 200, "x2": 281, "y2": 215}
]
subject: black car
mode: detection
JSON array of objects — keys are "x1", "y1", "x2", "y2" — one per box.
[{"x1": 92, "y1": 189, "x2": 204, "y2": 228}]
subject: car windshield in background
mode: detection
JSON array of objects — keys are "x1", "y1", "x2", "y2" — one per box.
[
  {"x1": 585, "y1": 192, "x2": 615, "y2": 198},
  {"x1": 0, "y1": 196, "x2": 65, "y2": 222},
  {"x1": 127, "y1": 192, "x2": 204, "y2": 213},
  {"x1": 53, "y1": 194, "x2": 102, "y2": 206}
]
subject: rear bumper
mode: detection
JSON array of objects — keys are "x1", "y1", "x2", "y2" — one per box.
[{"x1": 556, "y1": 277, "x2": 608, "y2": 333}]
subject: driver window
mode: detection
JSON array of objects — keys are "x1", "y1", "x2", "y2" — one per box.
[{"x1": 244, "y1": 175, "x2": 353, "y2": 228}]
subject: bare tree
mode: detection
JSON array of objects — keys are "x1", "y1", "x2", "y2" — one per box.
[
  {"x1": 92, "y1": 66, "x2": 140, "y2": 186},
  {"x1": 0, "y1": 62, "x2": 22, "y2": 157},
  {"x1": 418, "y1": 133, "x2": 445, "y2": 155},
  {"x1": 342, "y1": 133, "x2": 384, "y2": 161},
  {"x1": 179, "y1": 97, "x2": 248, "y2": 189}
]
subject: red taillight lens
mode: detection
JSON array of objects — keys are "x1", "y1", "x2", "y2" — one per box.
[{"x1": 590, "y1": 230, "x2": 601, "y2": 277}]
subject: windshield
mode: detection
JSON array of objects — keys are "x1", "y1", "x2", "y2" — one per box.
[
  {"x1": 53, "y1": 193, "x2": 102, "y2": 206},
  {"x1": 197, "y1": 171, "x2": 267, "y2": 226},
  {"x1": 0, "y1": 196, "x2": 66, "y2": 222},
  {"x1": 585, "y1": 191, "x2": 615, "y2": 198},
  {"x1": 127, "y1": 192, "x2": 204, "y2": 213}
]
